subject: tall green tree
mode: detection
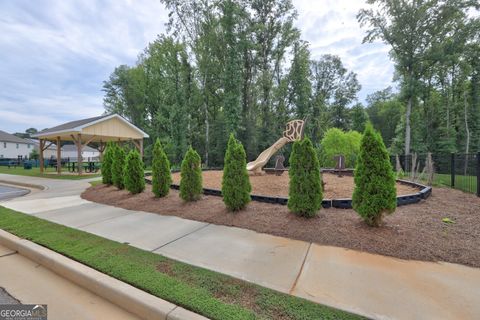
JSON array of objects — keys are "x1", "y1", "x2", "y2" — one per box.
[
  {"x1": 310, "y1": 54, "x2": 361, "y2": 139},
  {"x1": 289, "y1": 40, "x2": 312, "y2": 119},
  {"x1": 222, "y1": 0, "x2": 242, "y2": 135},
  {"x1": 358, "y1": 0, "x2": 475, "y2": 155}
]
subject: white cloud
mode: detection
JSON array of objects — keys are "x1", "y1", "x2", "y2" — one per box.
[
  {"x1": 292, "y1": 0, "x2": 395, "y2": 101},
  {"x1": 0, "y1": 0, "x2": 169, "y2": 133}
]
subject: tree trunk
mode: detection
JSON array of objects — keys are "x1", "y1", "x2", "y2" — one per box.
[
  {"x1": 405, "y1": 68, "x2": 413, "y2": 156},
  {"x1": 464, "y1": 88, "x2": 470, "y2": 176},
  {"x1": 405, "y1": 94, "x2": 412, "y2": 156}
]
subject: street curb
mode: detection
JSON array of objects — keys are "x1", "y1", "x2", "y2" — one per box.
[
  {"x1": 0, "y1": 229, "x2": 209, "y2": 320},
  {"x1": 0, "y1": 179, "x2": 45, "y2": 190}
]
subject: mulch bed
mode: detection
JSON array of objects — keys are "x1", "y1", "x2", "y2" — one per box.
[
  {"x1": 170, "y1": 171, "x2": 418, "y2": 198},
  {"x1": 82, "y1": 182, "x2": 480, "y2": 268}
]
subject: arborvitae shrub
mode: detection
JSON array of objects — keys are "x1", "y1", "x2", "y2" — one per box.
[
  {"x1": 152, "y1": 138, "x2": 172, "y2": 197},
  {"x1": 352, "y1": 124, "x2": 397, "y2": 227},
  {"x1": 288, "y1": 137, "x2": 323, "y2": 217},
  {"x1": 124, "y1": 149, "x2": 145, "y2": 194},
  {"x1": 222, "y1": 134, "x2": 251, "y2": 211},
  {"x1": 179, "y1": 147, "x2": 202, "y2": 201},
  {"x1": 102, "y1": 142, "x2": 114, "y2": 185},
  {"x1": 112, "y1": 145, "x2": 126, "y2": 190}
]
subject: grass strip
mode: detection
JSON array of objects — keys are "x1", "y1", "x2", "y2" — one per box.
[
  {"x1": 0, "y1": 206, "x2": 365, "y2": 320},
  {"x1": 0, "y1": 167, "x2": 100, "y2": 180}
]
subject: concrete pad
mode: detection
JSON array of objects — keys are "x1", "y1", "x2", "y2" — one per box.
[
  {"x1": 0, "y1": 244, "x2": 15, "y2": 256},
  {"x1": 81, "y1": 211, "x2": 208, "y2": 251},
  {"x1": 0, "y1": 253, "x2": 140, "y2": 320},
  {"x1": 292, "y1": 244, "x2": 480, "y2": 320},
  {"x1": 2, "y1": 195, "x2": 89, "y2": 214},
  {"x1": 156, "y1": 224, "x2": 309, "y2": 293},
  {"x1": 34, "y1": 203, "x2": 132, "y2": 228}
]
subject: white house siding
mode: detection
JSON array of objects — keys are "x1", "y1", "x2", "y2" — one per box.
[
  {"x1": 61, "y1": 150, "x2": 99, "y2": 161},
  {"x1": 0, "y1": 141, "x2": 32, "y2": 159}
]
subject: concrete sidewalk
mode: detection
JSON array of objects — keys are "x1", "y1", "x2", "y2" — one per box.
[{"x1": 1, "y1": 173, "x2": 480, "y2": 320}]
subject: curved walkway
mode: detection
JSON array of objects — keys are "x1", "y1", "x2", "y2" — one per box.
[{"x1": 1, "y1": 173, "x2": 479, "y2": 320}]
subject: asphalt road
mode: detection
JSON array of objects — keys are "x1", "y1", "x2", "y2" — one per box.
[
  {"x1": 0, "y1": 287, "x2": 20, "y2": 304},
  {"x1": 0, "y1": 185, "x2": 29, "y2": 200}
]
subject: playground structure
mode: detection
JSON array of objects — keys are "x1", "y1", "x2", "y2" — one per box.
[{"x1": 246, "y1": 119, "x2": 306, "y2": 174}]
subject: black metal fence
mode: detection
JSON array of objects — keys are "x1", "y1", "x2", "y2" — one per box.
[{"x1": 391, "y1": 153, "x2": 480, "y2": 196}]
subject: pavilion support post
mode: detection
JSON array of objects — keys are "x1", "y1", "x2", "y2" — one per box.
[
  {"x1": 56, "y1": 136, "x2": 61, "y2": 174},
  {"x1": 77, "y1": 134, "x2": 83, "y2": 175},
  {"x1": 39, "y1": 139, "x2": 44, "y2": 173},
  {"x1": 98, "y1": 140, "x2": 105, "y2": 162},
  {"x1": 139, "y1": 139, "x2": 143, "y2": 158}
]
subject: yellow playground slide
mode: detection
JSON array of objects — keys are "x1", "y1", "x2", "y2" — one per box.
[{"x1": 246, "y1": 119, "x2": 306, "y2": 174}]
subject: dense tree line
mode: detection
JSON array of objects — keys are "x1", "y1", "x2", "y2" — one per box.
[
  {"x1": 103, "y1": 0, "x2": 479, "y2": 167},
  {"x1": 359, "y1": 0, "x2": 480, "y2": 155}
]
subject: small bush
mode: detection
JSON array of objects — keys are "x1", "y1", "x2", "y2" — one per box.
[
  {"x1": 352, "y1": 124, "x2": 397, "y2": 227},
  {"x1": 101, "y1": 142, "x2": 114, "y2": 185},
  {"x1": 179, "y1": 147, "x2": 202, "y2": 201},
  {"x1": 288, "y1": 137, "x2": 323, "y2": 218},
  {"x1": 112, "y1": 144, "x2": 126, "y2": 190},
  {"x1": 152, "y1": 138, "x2": 172, "y2": 197},
  {"x1": 318, "y1": 128, "x2": 362, "y2": 168},
  {"x1": 222, "y1": 134, "x2": 251, "y2": 211},
  {"x1": 124, "y1": 149, "x2": 145, "y2": 194}
]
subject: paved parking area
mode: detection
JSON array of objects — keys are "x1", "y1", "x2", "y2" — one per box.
[{"x1": 0, "y1": 185, "x2": 29, "y2": 200}]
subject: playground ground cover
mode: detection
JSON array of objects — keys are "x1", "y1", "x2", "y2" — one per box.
[
  {"x1": 171, "y1": 171, "x2": 418, "y2": 198},
  {"x1": 0, "y1": 166, "x2": 100, "y2": 180},
  {"x1": 83, "y1": 182, "x2": 480, "y2": 268}
]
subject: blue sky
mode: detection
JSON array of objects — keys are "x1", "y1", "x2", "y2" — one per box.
[{"x1": 0, "y1": 0, "x2": 394, "y2": 133}]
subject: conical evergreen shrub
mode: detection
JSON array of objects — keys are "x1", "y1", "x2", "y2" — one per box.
[
  {"x1": 288, "y1": 137, "x2": 323, "y2": 217},
  {"x1": 352, "y1": 124, "x2": 397, "y2": 227},
  {"x1": 102, "y1": 141, "x2": 114, "y2": 185},
  {"x1": 179, "y1": 147, "x2": 202, "y2": 201},
  {"x1": 152, "y1": 138, "x2": 172, "y2": 197},
  {"x1": 124, "y1": 149, "x2": 145, "y2": 194},
  {"x1": 222, "y1": 134, "x2": 251, "y2": 211},
  {"x1": 112, "y1": 144, "x2": 126, "y2": 190}
]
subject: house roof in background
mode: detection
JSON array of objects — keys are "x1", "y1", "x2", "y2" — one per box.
[
  {"x1": 24, "y1": 138, "x2": 57, "y2": 150},
  {"x1": 0, "y1": 130, "x2": 30, "y2": 144}
]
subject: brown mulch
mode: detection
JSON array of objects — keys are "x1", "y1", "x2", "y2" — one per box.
[
  {"x1": 170, "y1": 171, "x2": 418, "y2": 198},
  {"x1": 82, "y1": 183, "x2": 480, "y2": 268}
]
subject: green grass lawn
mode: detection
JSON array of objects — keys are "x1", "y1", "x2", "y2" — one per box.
[
  {"x1": 433, "y1": 173, "x2": 478, "y2": 194},
  {"x1": 89, "y1": 179, "x2": 103, "y2": 187},
  {"x1": 0, "y1": 206, "x2": 364, "y2": 320},
  {"x1": 0, "y1": 166, "x2": 101, "y2": 180}
]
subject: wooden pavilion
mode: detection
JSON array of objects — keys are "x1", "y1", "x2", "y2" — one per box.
[{"x1": 32, "y1": 114, "x2": 149, "y2": 175}]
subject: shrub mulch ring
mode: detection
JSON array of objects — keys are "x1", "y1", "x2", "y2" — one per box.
[{"x1": 82, "y1": 184, "x2": 480, "y2": 268}]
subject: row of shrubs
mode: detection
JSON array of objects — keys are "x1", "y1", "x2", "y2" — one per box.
[
  {"x1": 288, "y1": 123, "x2": 397, "y2": 226},
  {"x1": 102, "y1": 142, "x2": 145, "y2": 194},
  {"x1": 101, "y1": 123, "x2": 396, "y2": 227}
]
